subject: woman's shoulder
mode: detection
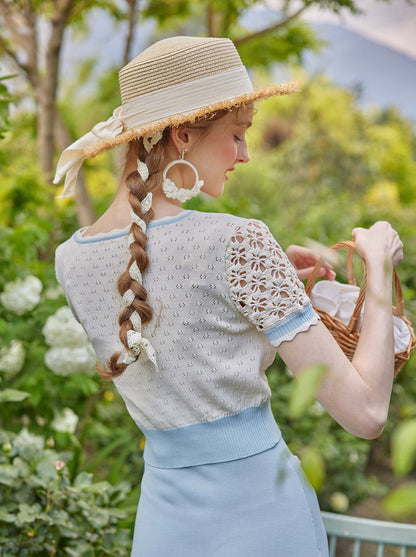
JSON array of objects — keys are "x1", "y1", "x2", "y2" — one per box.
[
  {"x1": 189, "y1": 210, "x2": 267, "y2": 234},
  {"x1": 55, "y1": 233, "x2": 76, "y2": 261}
]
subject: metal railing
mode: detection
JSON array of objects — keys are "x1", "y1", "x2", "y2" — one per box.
[{"x1": 322, "y1": 511, "x2": 416, "y2": 557}]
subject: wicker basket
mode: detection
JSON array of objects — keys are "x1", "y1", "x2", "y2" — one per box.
[{"x1": 305, "y1": 241, "x2": 415, "y2": 376}]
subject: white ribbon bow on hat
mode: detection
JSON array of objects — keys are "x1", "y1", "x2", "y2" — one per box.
[{"x1": 53, "y1": 107, "x2": 124, "y2": 198}]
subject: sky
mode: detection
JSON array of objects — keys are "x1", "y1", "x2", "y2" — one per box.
[{"x1": 297, "y1": 0, "x2": 416, "y2": 60}]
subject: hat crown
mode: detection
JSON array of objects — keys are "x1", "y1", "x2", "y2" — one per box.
[{"x1": 119, "y1": 36, "x2": 243, "y2": 104}]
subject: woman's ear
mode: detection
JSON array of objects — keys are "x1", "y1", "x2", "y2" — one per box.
[{"x1": 169, "y1": 126, "x2": 192, "y2": 154}]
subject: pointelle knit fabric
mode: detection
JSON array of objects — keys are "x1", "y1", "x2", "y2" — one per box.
[
  {"x1": 55, "y1": 210, "x2": 318, "y2": 432},
  {"x1": 55, "y1": 210, "x2": 328, "y2": 557}
]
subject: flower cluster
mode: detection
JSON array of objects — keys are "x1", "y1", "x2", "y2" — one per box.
[
  {"x1": 12, "y1": 428, "x2": 45, "y2": 461},
  {"x1": 43, "y1": 306, "x2": 96, "y2": 376},
  {"x1": 51, "y1": 407, "x2": 79, "y2": 434},
  {"x1": 0, "y1": 339, "x2": 25, "y2": 377},
  {"x1": 0, "y1": 275, "x2": 43, "y2": 315}
]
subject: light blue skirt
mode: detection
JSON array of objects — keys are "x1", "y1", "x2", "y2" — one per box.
[{"x1": 131, "y1": 403, "x2": 328, "y2": 557}]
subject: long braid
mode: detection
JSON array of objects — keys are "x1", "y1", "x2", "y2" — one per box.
[
  {"x1": 98, "y1": 109, "x2": 241, "y2": 380},
  {"x1": 99, "y1": 133, "x2": 168, "y2": 379}
]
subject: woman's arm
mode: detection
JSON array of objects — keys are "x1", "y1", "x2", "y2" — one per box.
[{"x1": 278, "y1": 222, "x2": 403, "y2": 439}]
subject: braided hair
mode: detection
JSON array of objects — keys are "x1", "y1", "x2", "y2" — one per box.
[
  {"x1": 99, "y1": 107, "x2": 246, "y2": 379},
  {"x1": 99, "y1": 130, "x2": 170, "y2": 379}
]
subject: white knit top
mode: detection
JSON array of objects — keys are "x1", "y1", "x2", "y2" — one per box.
[{"x1": 55, "y1": 210, "x2": 318, "y2": 430}]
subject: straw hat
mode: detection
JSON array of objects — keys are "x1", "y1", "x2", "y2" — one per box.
[{"x1": 54, "y1": 35, "x2": 299, "y2": 197}]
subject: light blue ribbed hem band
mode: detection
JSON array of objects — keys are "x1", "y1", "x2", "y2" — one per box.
[
  {"x1": 265, "y1": 304, "x2": 317, "y2": 344},
  {"x1": 141, "y1": 402, "x2": 281, "y2": 469}
]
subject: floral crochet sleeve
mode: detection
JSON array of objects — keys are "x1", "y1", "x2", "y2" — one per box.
[{"x1": 225, "y1": 220, "x2": 319, "y2": 346}]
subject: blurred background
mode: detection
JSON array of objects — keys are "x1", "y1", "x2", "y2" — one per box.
[{"x1": 0, "y1": 1, "x2": 416, "y2": 555}]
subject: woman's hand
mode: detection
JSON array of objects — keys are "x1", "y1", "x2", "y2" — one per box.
[
  {"x1": 352, "y1": 221, "x2": 403, "y2": 269},
  {"x1": 285, "y1": 244, "x2": 336, "y2": 282},
  {"x1": 279, "y1": 222, "x2": 404, "y2": 440}
]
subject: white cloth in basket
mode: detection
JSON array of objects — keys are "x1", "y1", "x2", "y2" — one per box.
[{"x1": 310, "y1": 280, "x2": 410, "y2": 353}]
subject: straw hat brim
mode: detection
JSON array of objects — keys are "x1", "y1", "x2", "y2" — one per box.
[{"x1": 84, "y1": 80, "x2": 299, "y2": 159}]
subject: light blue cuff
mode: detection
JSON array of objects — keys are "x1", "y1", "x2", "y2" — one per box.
[{"x1": 265, "y1": 303, "x2": 318, "y2": 345}]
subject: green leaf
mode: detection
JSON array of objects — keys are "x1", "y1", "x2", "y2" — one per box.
[
  {"x1": 0, "y1": 509, "x2": 15, "y2": 522},
  {"x1": 288, "y1": 364, "x2": 327, "y2": 419},
  {"x1": 83, "y1": 480, "x2": 111, "y2": 494},
  {"x1": 0, "y1": 388, "x2": 30, "y2": 402},
  {"x1": 383, "y1": 482, "x2": 416, "y2": 519},
  {"x1": 87, "y1": 507, "x2": 111, "y2": 528},
  {"x1": 0, "y1": 464, "x2": 19, "y2": 486},
  {"x1": 74, "y1": 471, "x2": 93, "y2": 488},
  {"x1": 299, "y1": 446, "x2": 326, "y2": 492},
  {"x1": 36, "y1": 451, "x2": 59, "y2": 481},
  {"x1": 391, "y1": 419, "x2": 416, "y2": 476},
  {"x1": 16, "y1": 503, "x2": 43, "y2": 525}
]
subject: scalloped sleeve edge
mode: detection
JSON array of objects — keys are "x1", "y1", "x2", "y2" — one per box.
[{"x1": 264, "y1": 304, "x2": 320, "y2": 347}]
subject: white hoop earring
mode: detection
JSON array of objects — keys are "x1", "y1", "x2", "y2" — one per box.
[{"x1": 162, "y1": 151, "x2": 204, "y2": 203}]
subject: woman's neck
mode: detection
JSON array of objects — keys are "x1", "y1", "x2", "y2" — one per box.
[{"x1": 82, "y1": 181, "x2": 184, "y2": 236}]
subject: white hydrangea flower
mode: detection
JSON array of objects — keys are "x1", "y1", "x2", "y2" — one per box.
[
  {"x1": 42, "y1": 306, "x2": 88, "y2": 348},
  {"x1": 51, "y1": 408, "x2": 79, "y2": 434},
  {"x1": 13, "y1": 428, "x2": 45, "y2": 460},
  {"x1": 0, "y1": 275, "x2": 43, "y2": 315},
  {"x1": 45, "y1": 345, "x2": 96, "y2": 376},
  {"x1": 0, "y1": 340, "x2": 25, "y2": 376}
]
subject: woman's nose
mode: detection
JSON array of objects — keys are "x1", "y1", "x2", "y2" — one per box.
[{"x1": 237, "y1": 141, "x2": 250, "y2": 163}]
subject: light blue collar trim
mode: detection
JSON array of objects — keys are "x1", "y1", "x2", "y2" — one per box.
[
  {"x1": 147, "y1": 210, "x2": 194, "y2": 229},
  {"x1": 73, "y1": 227, "x2": 129, "y2": 244},
  {"x1": 73, "y1": 210, "x2": 195, "y2": 243},
  {"x1": 140, "y1": 402, "x2": 281, "y2": 469}
]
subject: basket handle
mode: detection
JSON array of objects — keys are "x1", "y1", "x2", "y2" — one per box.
[
  {"x1": 305, "y1": 240, "x2": 359, "y2": 296},
  {"x1": 305, "y1": 240, "x2": 405, "y2": 331}
]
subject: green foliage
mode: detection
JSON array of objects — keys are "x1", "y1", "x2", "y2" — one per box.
[
  {"x1": 391, "y1": 419, "x2": 416, "y2": 477},
  {"x1": 190, "y1": 72, "x2": 416, "y2": 250},
  {"x1": 383, "y1": 416, "x2": 416, "y2": 520},
  {"x1": 2, "y1": 6, "x2": 416, "y2": 541},
  {"x1": 0, "y1": 75, "x2": 12, "y2": 144},
  {"x1": 0, "y1": 388, "x2": 30, "y2": 402},
  {"x1": 288, "y1": 364, "x2": 327, "y2": 419},
  {"x1": 268, "y1": 362, "x2": 383, "y2": 511},
  {"x1": 383, "y1": 483, "x2": 416, "y2": 519},
  {"x1": 188, "y1": 72, "x2": 416, "y2": 515},
  {"x1": 237, "y1": 22, "x2": 322, "y2": 67},
  {"x1": 143, "y1": 0, "x2": 192, "y2": 23},
  {"x1": 0, "y1": 426, "x2": 132, "y2": 556},
  {"x1": 0, "y1": 271, "x2": 143, "y2": 551},
  {"x1": 143, "y1": 0, "x2": 367, "y2": 67},
  {"x1": 299, "y1": 445, "x2": 326, "y2": 492}
]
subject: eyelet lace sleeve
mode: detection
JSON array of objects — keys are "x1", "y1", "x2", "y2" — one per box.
[{"x1": 225, "y1": 220, "x2": 319, "y2": 346}]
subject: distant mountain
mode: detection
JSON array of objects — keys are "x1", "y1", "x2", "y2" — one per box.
[{"x1": 303, "y1": 23, "x2": 416, "y2": 125}]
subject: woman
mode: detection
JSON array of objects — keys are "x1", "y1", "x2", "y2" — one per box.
[{"x1": 54, "y1": 36, "x2": 403, "y2": 556}]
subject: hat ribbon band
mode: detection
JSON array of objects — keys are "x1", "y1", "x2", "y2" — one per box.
[
  {"x1": 120, "y1": 66, "x2": 253, "y2": 128},
  {"x1": 53, "y1": 66, "x2": 253, "y2": 198}
]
